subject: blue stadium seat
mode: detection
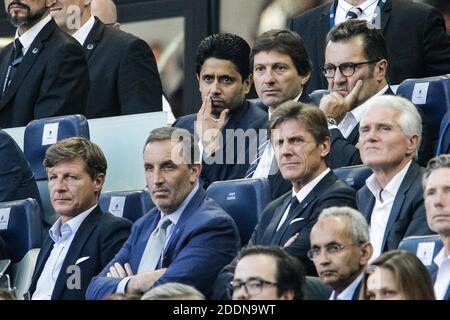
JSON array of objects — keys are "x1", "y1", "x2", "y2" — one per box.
[
  {"x1": 310, "y1": 89, "x2": 329, "y2": 106},
  {"x1": 437, "y1": 110, "x2": 450, "y2": 155},
  {"x1": 333, "y1": 165, "x2": 373, "y2": 191},
  {"x1": 206, "y1": 178, "x2": 272, "y2": 245},
  {"x1": 99, "y1": 189, "x2": 155, "y2": 223},
  {"x1": 398, "y1": 234, "x2": 441, "y2": 271},
  {"x1": 0, "y1": 198, "x2": 42, "y2": 299},
  {"x1": 396, "y1": 75, "x2": 450, "y2": 161},
  {"x1": 23, "y1": 115, "x2": 90, "y2": 226}
]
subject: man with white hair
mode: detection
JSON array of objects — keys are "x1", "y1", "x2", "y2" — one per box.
[{"x1": 357, "y1": 95, "x2": 434, "y2": 261}]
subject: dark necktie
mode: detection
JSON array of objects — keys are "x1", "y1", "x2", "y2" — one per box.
[
  {"x1": 2, "y1": 38, "x2": 23, "y2": 97},
  {"x1": 346, "y1": 7, "x2": 363, "y2": 20},
  {"x1": 271, "y1": 196, "x2": 300, "y2": 245}
]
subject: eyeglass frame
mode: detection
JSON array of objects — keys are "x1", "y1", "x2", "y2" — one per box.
[
  {"x1": 307, "y1": 242, "x2": 363, "y2": 261},
  {"x1": 228, "y1": 278, "x2": 278, "y2": 297},
  {"x1": 320, "y1": 60, "x2": 380, "y2": 78}
]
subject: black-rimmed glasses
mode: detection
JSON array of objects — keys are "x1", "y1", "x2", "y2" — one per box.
[
  {"x1": 228, "y1": 278, "x2": 278, "y2": 297},
  {"x1": 321, "y1": 60, "x2": 379, "y2": 78}
]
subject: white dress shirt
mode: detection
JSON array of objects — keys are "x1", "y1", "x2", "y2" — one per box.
[
  {"x1": 337, "y1": 85, "x2": 389, "y2": 139},
  {"x1": 329, "y1": 272, "x2": 364, "y2": 300},
  {"x1": 433, "y1": 247, "x2": 450, "y2": 300},
  {"x1": 335, "y1": 0, "x2": 379, "y2": 25},
  {"x1": 15, "y1": 14, "x2": 52, "y2": 56},
  {"x1": 72, "y1": 15, "x2": 96, "y2": 45},
  {"x1": 276, "y1": 168, "x2": 331, "y2": 231},
  {"x1": 366, "y1": 161, "x2": 412, "y2": 261},
  {"x1": 32, "y1": 205, "x2": 97, "y2": 300}
]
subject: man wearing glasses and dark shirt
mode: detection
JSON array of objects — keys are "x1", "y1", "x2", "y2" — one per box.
[{"x1": 230, "y1": 245, "x2": 305, "y2": 300}]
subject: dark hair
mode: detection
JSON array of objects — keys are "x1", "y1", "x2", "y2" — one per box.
[
  {"x1": 144, "y1": 127, "x2": 199, "y2": 166},
  {"x1": 269, "y1": 101, "x2": 330, "y2": 145},
  {"x1": 195, "y1": 33, "x2": 251, "y2": 80},
  {"x1": 360, "y1": 250, "x2": 436, "y2": 300},
  {"x1": 326, "y1": 19, "x2": 388, "y2": 69},
  {"x1": 236, "y1": 245, "x2": 305, "y2": 300},
  {"x1": 423, "y1": 154, "x2": 450, "y2": 189},
  {"x1": 44, "y1": 137, "x2": 107, "y2": 180},
  {"x1": 250, "y1": 29, "x2": 312, "y2": 77}
]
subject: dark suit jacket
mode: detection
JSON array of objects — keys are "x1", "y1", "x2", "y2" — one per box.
[
  {"x1": 212, "y1": 171, "x2": 357, "y2": 299},
  {"x1": 0, "y1": 18, "x2": 89, "y2": 128},
  {"x1": 83, "y1": 18, "x2": 163, "y2": 118},
  {"x1": 357, "y1": 161, "x2": 434, "y2": 252},
  {"x1": 0, "y1": 129, "x2": 41, "y2": 206},
  {"x1": 86, "y1": 187, "x2": 240, "y2": 300},
  {"x1": 173, "y1": 100, "x2": 268, "y2": 188},
  {"x1": 428, "y1": 241, "x2": 450, "y2": 300},
  {"x1": 0, "y1": 235, "x2": 6, "y2": 260},
  {"x1": 289, "y1": 0, "x2": 450, "y2": 92},
  {"x1": 28, "y1": 206, "x2": 131, "y2": 300}
]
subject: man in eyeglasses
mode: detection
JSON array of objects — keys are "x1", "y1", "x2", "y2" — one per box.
[
  {"x1": 309, "y1": 206, "x2": 373, "y2": 300},
  {"x1": 231, "y1": 245, "x2": 305, "y2": 300},
  {"x1": 319, "y1": 19, "x2": 391, "y2": 168}
]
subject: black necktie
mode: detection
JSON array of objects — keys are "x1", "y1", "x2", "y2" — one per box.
[
  {"x1": 346, "y1": 7, "x2": 363, "y2": 20},
  {"x1": 2, "y1": 38, "x2": 23, "y2": 97},
  {"x1": 270, "y1": 196, "x2": 300, "y2": 245}
]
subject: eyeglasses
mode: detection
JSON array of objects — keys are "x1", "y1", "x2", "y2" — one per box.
[
  {"x1": 307, "y1": 243, "x2": 359, "y2": 261},
  {"x1": 228, "y1": 278, "x2": 278, "y2": 297},
  {"x1": 321, "y1": 60, "x2": 379, "y2": 78}
]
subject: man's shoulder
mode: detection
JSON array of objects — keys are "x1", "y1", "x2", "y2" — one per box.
[
  {"x1": 92, "y1": 208, "x2": 133, "y2": 232},
  {"x1": 97, "y1": 23, "x2": 142, "y2": 48},
  {"x1": 171, "y1": 114, "x2": 196, "y2": 133},
  {"x1": 290, "y1": 2, "x2": 329, "y2": 27}
]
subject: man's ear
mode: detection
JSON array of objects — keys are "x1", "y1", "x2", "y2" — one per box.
[
  {"x1": 93, "y1": 173, "x2": 106, "y2": 195},
  {"x1": 374, "y1": 59, "x2": 388, "y2": 82},
  {"x1": 243, "y1": 74, "x2": 252, "y2": 95},
  {"x1": 360, "y1": 242, "x2": 373, "y2": 266}
]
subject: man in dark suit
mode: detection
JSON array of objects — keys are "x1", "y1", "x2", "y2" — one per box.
[
  {"x1": 28, "y1": 137, "x2": 131, "y2": 300},
  {"x1": 49, "y1": 0, "x2": 163, "y2": 118},
  {"x1": 357, "y1": 95, "x2": 433, "y2": 261},
  {"x1": 86, "y1": 127, "x2": 240, "y2": 300},
  {"x1": 173, "y1": 33, "x2": 267, "y2": 188},
  {"x1": 309, "y1": 206, "x2": 373, "y2": 300},
  {"x1": 246, "y1": 29, "x2": 313, "y2": 199},
  {"x1": 212, "y1": 102, "x2": 357, "y2": 299},
  {"x1": 0, "y1": 0, "x2": 89, "y2": 128},
  {"x1": 289, "y1": 0, "x2": 450, "y2": 93},
  {"x1": 422, "y1": 154, "x2": 450, "y2": 300}
]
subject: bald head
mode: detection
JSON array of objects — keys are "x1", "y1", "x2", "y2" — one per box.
[{"x1": 91, "y1": 0, "x2": 120, "y2": 29}]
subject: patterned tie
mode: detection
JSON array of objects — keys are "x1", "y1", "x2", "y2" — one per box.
[
  {"x1": 245, "y1": 136, "x2": 269, "y2": 178},
  {"x1": 346, "y1": 7, "x2": 363, "y2": 20},
  {"x1": 137, "y1": 215, "x2": 172, "y2": 273},
  {"x1": 2, "y1": 38, "x2": 23, "y2": 97}
]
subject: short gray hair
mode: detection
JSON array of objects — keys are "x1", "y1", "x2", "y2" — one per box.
[
  {"x1": 423, "y1": 154, "x2": 450, "y2": 189},
  {"x1": 362, "y1": 95, "x2": 422, "y2": 156},
  {"x1": 318, "y1": 206, "x2": 369, "y2": 244},
  {"x1": 141, "y1": 283, "x2": 205, "y2": 300}
]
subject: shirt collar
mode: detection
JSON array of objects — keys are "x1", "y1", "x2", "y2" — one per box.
[
  {"x1": 49, "y1": 204, "x2": 97, "y2": 243},
  {"x1": 330, "y1": 272, "x2": 364, "y2": 300},
  {"x1": 267, "y1": 90, "x2": 302, "y2": 116},
  {"x1": 72, "y1": 15, "x2": 96, "y2": 45},
  {"x1": 16, "y1": 14, "x2": 52, "y2": 55},
  {"x1": 434, "y1": 246, "x2": 449, "y2": 268},
  {"x1": 339, "y1": 0, "x2": 378, "y2": 13},
  {"x1": 160, "y1": 184, "x2": 199, "y2": 226},
  {"x1": 350, "y1": 85, "x2": 389, "y2": 123},
  {"x1": 292, "y1": 168, "x2": 330, "y2": 203}
]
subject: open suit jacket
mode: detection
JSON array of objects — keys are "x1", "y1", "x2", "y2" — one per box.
[
  {"x1": 212, "y1": 171, "x2": 357, "y2": 299},
  {"x1": 82, "y1": 18, "x2": 163, "y2": 118},
  {"x1": 428, "y1": 241, "x2": 450, "y2": 300},
  {"x1": 0, "y1": 18, "x2": 89, "y2": 128},
  {"x1": 357, "y1": 161, "x2": 434, "y2": 253},
  {"x1": 289, "y1": 0, "x2": 450, "y2": 93},
  {"x1": 86, "y1": 187, "x2": 240, "y2": 300},
  {"x1": 173, "y1": 100, "x2": 268, "y2": 188},
  {"x1": 27, "y1": 206, "x2": 131, "y2": 300}
]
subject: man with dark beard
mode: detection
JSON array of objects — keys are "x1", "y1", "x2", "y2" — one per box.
[{"x1": 0, "y1": 0, "x2": 89, "y2": 128}]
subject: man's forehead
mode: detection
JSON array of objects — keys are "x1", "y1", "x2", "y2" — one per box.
[
  {"x1": 426, "y1": 168, "x2": 450, "y2": 188},
  {"x1": 254, "y1": 50, "x2": 294, "y2": 64}
]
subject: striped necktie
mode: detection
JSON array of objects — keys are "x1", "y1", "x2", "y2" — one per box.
[
  {"x1": 245, "y1": 137, "x2": 269, "y2": 178},
  {"x1": 346, "y1": 7, "x2": 363, "y2": 20}
]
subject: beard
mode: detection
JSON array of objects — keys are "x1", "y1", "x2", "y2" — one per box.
[{"x1": 8, "y1": 1, "x2": 47, "y2": 28}]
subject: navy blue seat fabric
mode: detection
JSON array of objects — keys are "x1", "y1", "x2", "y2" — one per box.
[
  {"x1": 333, "y1": 165, "x2": 373, "y2": 191},
  {"x1": 206, "y1": 178, "x2": 272, "y2": 245},
  {"x1": 309, "y1": 89, "x2": 329, "y2": 106},
  {"x1": 99, "y1": 189, "x2": 155, "y2": 223},
  {"x1": 399, "y1": 234, "x2": 442, "y2": 256}
]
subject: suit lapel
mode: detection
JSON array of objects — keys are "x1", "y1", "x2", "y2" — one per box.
[
  {"x1": 316, "y1": 4, "x2": 330, "y2": 88},
  {"x1": 380, "y1": 0, "x2": 392, "y2": 33},
  {"x1": 347, "y1": 124, "x2": 360, "y2": 145},
  {"x1": 28, "y1": 237, "x2": 54, "y2": 297},
  {"x1": 265, "y1": 194, "x2": 291, "y2": 245},
  {"x1": 83, "y1": 18, "x2": 104, "y2": 60}
]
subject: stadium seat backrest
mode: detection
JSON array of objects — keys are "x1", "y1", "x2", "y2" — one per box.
[
  {"x1": 333, "y1": 165, "x2": 373, "y2": 191},
  {"x1": 24, "y1": 114, "x2": 90, "y2": 180},
  {"x1": 99, "y1": 190, "x2": 155, "y2": 223},
  {"x1": 399, "y1": 234, "x2": 442, "y2": 269},
  {"x1": 0, "y1": 198, "x2": 42, "y2": 299},
  {"x1": 310, "y1": 89, "x2": 329, "y2": 106},
  {"x1": 206, "y1": 178, "x2": 271, "y2": 245}
]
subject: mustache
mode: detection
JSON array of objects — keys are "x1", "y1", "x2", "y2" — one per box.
[{"x1": 8, "y1": 1, "x2": 30, "y2": 11}]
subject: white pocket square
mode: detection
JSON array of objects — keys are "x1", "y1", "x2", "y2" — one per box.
[
  {"x1": 75, "y1": 256, "x2": 90, "y2": 265},
  {"x1": 290, "y1": 218, "x2": 304, "y2": 225}
]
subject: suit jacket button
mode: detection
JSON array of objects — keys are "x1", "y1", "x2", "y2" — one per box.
[
  {"x1": 87, "y1": 44, "x2": 94, "y2": 50},
  {"x1": 32, "y1": 48, "x2": 38, "y2": 54}
]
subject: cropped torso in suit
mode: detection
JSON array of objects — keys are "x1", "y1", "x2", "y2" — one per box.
[
  {"x1": 28, "y1": 206, "x2": 131, "y2": 300},
  {"x1": 82, "y1": 18, "x2": 163, "y2": 118},
  {"x1": 289, "y1": 0, "x2": 450, "y2": 93},
  {"x1": 86, "y1": 187, "x2": 240, "y2": 300},
  {"x1": 428, "y1": 244, "x2": 450, "y2": 300},
  {"x1": 173, "y1": 100, "x2": 268, "y2": 188},
  {"x1": 357, "y1": 161, "x2": 434, "y2": 253},
  {"x1": 0, "y1": 18, "x2": 89, "y2": 128}
]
